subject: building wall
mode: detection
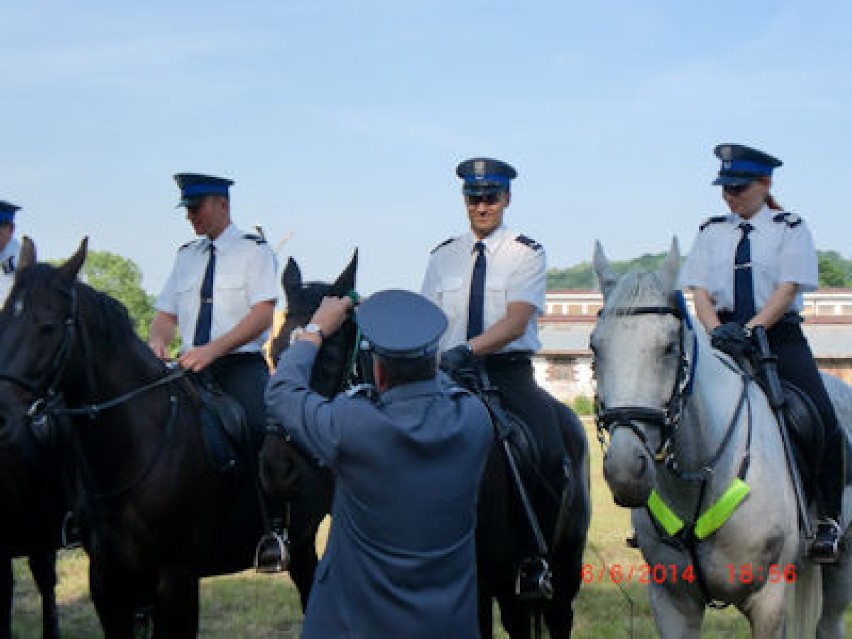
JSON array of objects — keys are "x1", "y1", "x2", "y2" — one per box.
[{"x1": 536, "y1": 289, "x2": 852, "y2": 401}]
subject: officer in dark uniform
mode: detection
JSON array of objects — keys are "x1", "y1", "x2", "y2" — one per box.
[
  {"x1": 422, "y1": 157, "x2": 586, "y2": 512},
  {"x1": 265, "y1": 289, "x2": 492, "y2": 638},
  {"x1": 680, "y1": 143, "x2": 845, "y2": 562},
  {"x1": 0, "y1": 200, "x2": 22, "y2": 306},
  {"x1": 149, "y1": 173, "x2": 278, "y2": 446}
]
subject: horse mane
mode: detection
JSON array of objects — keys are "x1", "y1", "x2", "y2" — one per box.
[{"x1": 20, "y1": 263, "x2": 140, "y2": 350}]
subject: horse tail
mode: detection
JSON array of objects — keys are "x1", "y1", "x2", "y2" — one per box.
[{"x1": 785, "y1": 560, "x2": 822, "y2": 637}]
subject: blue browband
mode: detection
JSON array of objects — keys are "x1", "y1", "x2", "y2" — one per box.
[
  {"x1": 181, "y1": 183, "x2": 231, "y2": 197},
  {"x1": 720, "y1": 160, "x2": 773, "y2": 176}
]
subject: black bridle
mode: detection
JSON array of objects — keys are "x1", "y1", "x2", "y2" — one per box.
[
  {"x1": 0, "y1": 283, "x2": 185, "y2": 499},
  {"x1": 594, "y1": 303, "x2": 696, "y2": 463}
]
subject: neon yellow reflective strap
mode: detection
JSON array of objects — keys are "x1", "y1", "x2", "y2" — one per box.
[
  {"x1": 694, "y1": 478, "x2": 750, "y2": 540},
  {"x1": 647, "y1": 490, "x2": 684, "y2": 537}
]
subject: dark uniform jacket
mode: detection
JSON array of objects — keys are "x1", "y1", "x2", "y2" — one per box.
[{"x1": 266, "y1": 340, "x2": 492, "y2": 639}]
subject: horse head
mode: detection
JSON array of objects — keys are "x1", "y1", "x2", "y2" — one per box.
[
  {"x1": 590, "y1": 238, "x2": 684, "y2": 507},
  {"x1": 260, "y1": 251, "x2": 358, "y2": 499},
  {"x1": 0, "y1": 238, "x2": 88, "y2": 441}
]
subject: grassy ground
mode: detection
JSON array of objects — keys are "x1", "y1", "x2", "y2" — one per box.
[{"x1": 10, "y1": 419, "x2": 851, "y2": 637}]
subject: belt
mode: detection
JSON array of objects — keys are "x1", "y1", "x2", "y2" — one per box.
[
  {"x1": 484, "y1": 351, "x2": 533, "y2": 368},
  {"x1": 717, "y1": 310, "x2": 802, "y2": 325}
]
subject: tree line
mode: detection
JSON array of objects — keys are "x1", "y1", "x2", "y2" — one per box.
[
  {"x1": 547, "y1": 250, "x2": 852, "y2": 290},
  {"x1": 64, "y1": 249, "x2": 852, "y2": 344}
]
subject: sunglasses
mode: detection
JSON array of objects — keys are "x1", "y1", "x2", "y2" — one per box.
[
  {"x1": 466, "y1": 193, "x2": 502, "y2": 206},
  {"x1": 722, "y1": 183, "x2": 752, "y2": 196}
]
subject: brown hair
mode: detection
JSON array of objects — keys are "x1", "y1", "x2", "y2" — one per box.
[{"x1": 765, "y1": 193, "x2": 783, "y2": 210}]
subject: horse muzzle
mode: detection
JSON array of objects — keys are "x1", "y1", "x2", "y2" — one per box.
[{"x1": 602, "y1": 427, "x2": 653, "y2": 507}]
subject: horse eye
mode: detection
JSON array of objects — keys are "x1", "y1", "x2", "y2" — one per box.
[{"x1": 664, "y1": 342, "x2": 677, "y2": 356}]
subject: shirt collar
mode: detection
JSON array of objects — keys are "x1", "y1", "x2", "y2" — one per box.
[
  {"x1": 379, "y1": 377, "x2": 442, "y2": 404},
  {"x1": 208, "y1": 223, "x2": 240, "y2": 250},
  {"x1": 466, "y1": 225, "x2": 510, "y2": 254},
  {"x1": 732, "y1": 205, "x2": 773, "y2": 230}
]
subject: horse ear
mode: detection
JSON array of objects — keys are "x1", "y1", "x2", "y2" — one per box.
[
  {"x1": 593, "y1": 240, "x2": 618, "y2": 301},
  {"x1": 329, "y1": 249, "x2": 357, "y2": 297},
  {"x1": 16, "y1": 236, "x2": 36, "y2": 273},
  {"x1": 281, "y1": 257, "x2": 303, "y2": 299},
  {"x1": 658, "y1": 236, "x2": 681, "y2": 295},
  {"x1": 58, "y1": 237, "x2": 88, "y2": 283}
]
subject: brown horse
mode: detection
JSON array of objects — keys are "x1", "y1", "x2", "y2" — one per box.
[{"x1": 0, "y1": 237, "x2": 269, "y2": 638}]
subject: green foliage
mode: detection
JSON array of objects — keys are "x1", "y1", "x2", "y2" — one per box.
[
  {"x1": 571, "y1": 395, "x2": 595, "y2": 416},
  {"x1": 79, "y1": 251, "x2": 157, "y2": 340},
  {"x1": 548, "y1": 250, "x2": 852, "y2": 290}
]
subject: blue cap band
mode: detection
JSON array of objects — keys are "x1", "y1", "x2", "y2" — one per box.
[
  {"x1": 463, "y1": 173, "x2": 511, "y2": 187},
  {"x1": 720, "y1": 160, "x2": 774, "y2": 176},
  {"x1": 0, "y1": 212, "x2": 13, "y2": 223},
  {"x1": 181, "y1": 183, "x2": 231, "y2": 197}
]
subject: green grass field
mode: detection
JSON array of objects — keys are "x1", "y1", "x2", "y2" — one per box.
[{"x1": 10, "y1": 419, "x2": 851, "y2": 637}]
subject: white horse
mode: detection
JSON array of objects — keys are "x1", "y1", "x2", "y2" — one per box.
[{"x1": 590, "y1": 238, "x2": 852, "y2": 638}]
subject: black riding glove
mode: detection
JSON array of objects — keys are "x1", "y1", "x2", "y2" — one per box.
[
  {"x1": 710, "y1": 322, "x2": 751, "y2": 359},
  {"x1": 439, "y1": 344, "x2": 480, "y2": 389}
]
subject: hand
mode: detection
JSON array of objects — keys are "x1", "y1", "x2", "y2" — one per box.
[
  {"x1": 439, "y1": 344, "x2": 481, "y2": 389},
  {"x1": 710, "y1": 322, "x2": 752, "y2": 360},
  {"x1": 178, "y1": 343, "x2": 222, "y2": 372},
  {"x1": 309, "y1": 296, "x2": 354, "y2": 338}
]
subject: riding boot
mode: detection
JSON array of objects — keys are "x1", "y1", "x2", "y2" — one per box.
[{"x1": 811, "y1": 432, "x2": 845, "y2": 563}]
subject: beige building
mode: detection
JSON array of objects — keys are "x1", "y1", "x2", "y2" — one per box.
[{"x1": 536, "y1": 289, "x2": 852, "y2": 401}]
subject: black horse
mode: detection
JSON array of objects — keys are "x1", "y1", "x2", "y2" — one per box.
[
  {"x1": 259, "y1": 255, "x2": 591, "y2": 638},
  {"x1": 0, "y1": 401, "x2": 66, "y2": 639},
  {"x1": 0, "y1": 237, "x2": 270, "y2": 638},
  {"x1": 259, "y1": 253, "x2": 358, "y2": 610},
  {"x1": 0, "y1": 239, "x2": 69, "y2": 639}
]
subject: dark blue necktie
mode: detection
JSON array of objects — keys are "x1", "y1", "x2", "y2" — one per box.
[
  {"x1": 733, "y1": 222, "x2": 755, "y2": 325},
  {"x1": 467, "y1": 241, "x2": 486, "y2": 340},
  {"x1": 193, "y1": 244, "x2": 216, "y2": 346}
]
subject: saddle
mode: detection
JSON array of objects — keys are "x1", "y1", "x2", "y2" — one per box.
[
  {"x1": 188, "y1": 373, "x2": 251, "y2": 476},
  {"x1": 753, "y1": 374, "x2": 852, "y2": 505}
]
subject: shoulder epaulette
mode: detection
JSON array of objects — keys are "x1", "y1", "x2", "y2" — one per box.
[
  {"x1": 699, "y1": 216, "x2": 728, "y2": 231},
  {"x1": 178, "y1": 239, "x2": 201, "y2": 252},
  {"x1": 346, "y1": 383, "x2": 379, "y2": 401},
  {"x1": 2, "y1": 255, "x2": 15, "y2": 275},
  {"x1": 772, "y1": 211, "x2": 802, "y2": 228},
  {"x1": 515, "y1": 234, "x2": 542, "y2": 251},
  {"x1": 430, "y1": 237, "x2": 457, "y2": 254},
  {"x1": 242, "y1": 233, "x2": 267, "y2": 244}
]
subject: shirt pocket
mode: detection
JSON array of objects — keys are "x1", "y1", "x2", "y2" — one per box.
[
  {"x1": 485, "y1": 276, "x2": 508, "y2": 321},
  {"x1": 174, "y1": 276, "x2": 200, "y2": 322},
  {"x1": 437, "y1": 276, "x2": 466, "y2": 321},
  {"x1": 214, "y1": 274, "x2": 247, "y2": 312}
]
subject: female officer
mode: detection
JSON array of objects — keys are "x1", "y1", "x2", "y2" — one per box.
[{"x1": 680, "y1": 143, "x2": 844, "y2": 563}]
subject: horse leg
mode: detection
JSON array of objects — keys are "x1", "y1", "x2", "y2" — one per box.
[
  {"x1": 152, "y1": 571, "x2": 199, "y2": 638},
  {"x1": 89, "y1": 560, "x2": 137, "y2": 639},
  {"x1": 818, "y1": 559, "x2": 851, "y2": 639},
  {"x1": 476, "y1": 581, "x2": 493, "y2": 639},
  {"x1": 0, "y1": 557, "x2": 11, "y2": 639},
  {"x1": 742, "y1": 580, "x2": 787, "y2": 638},
  {"x1": 647, "y1": 583, "x2": 704, "y2": 639},
  {"x1": 495, "y1": 595, "x2": 531, "y2": 639},
  {"x1": 28, "y1": 552, "x2": 60, "y2": 639}
]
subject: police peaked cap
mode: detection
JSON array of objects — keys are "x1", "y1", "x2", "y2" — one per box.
[{"x1": 356, "y1": 289, "x2": 447, "y2": 358}]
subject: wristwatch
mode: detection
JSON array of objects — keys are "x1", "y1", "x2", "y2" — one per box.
[{"x1": 290, "y1": 323, "x2": 325, "y2": 345}]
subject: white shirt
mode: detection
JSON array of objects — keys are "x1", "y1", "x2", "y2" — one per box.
[
  {"x1": 679, "y1": 205, "x2": 818, "y2": 314},
  {"x1": 0, "y1": 237, "x2": 20, "y2": 307},
  {"x1": 421, "y1": 225, "x2": 546, "y2": 353},
  {"x1": 156, "y1": 224, "x2": 278, "y2": 353}
]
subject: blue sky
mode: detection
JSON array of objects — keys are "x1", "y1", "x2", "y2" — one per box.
[{"x1": 2, "y1": 1, "x2": 850, "y2": 298}]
